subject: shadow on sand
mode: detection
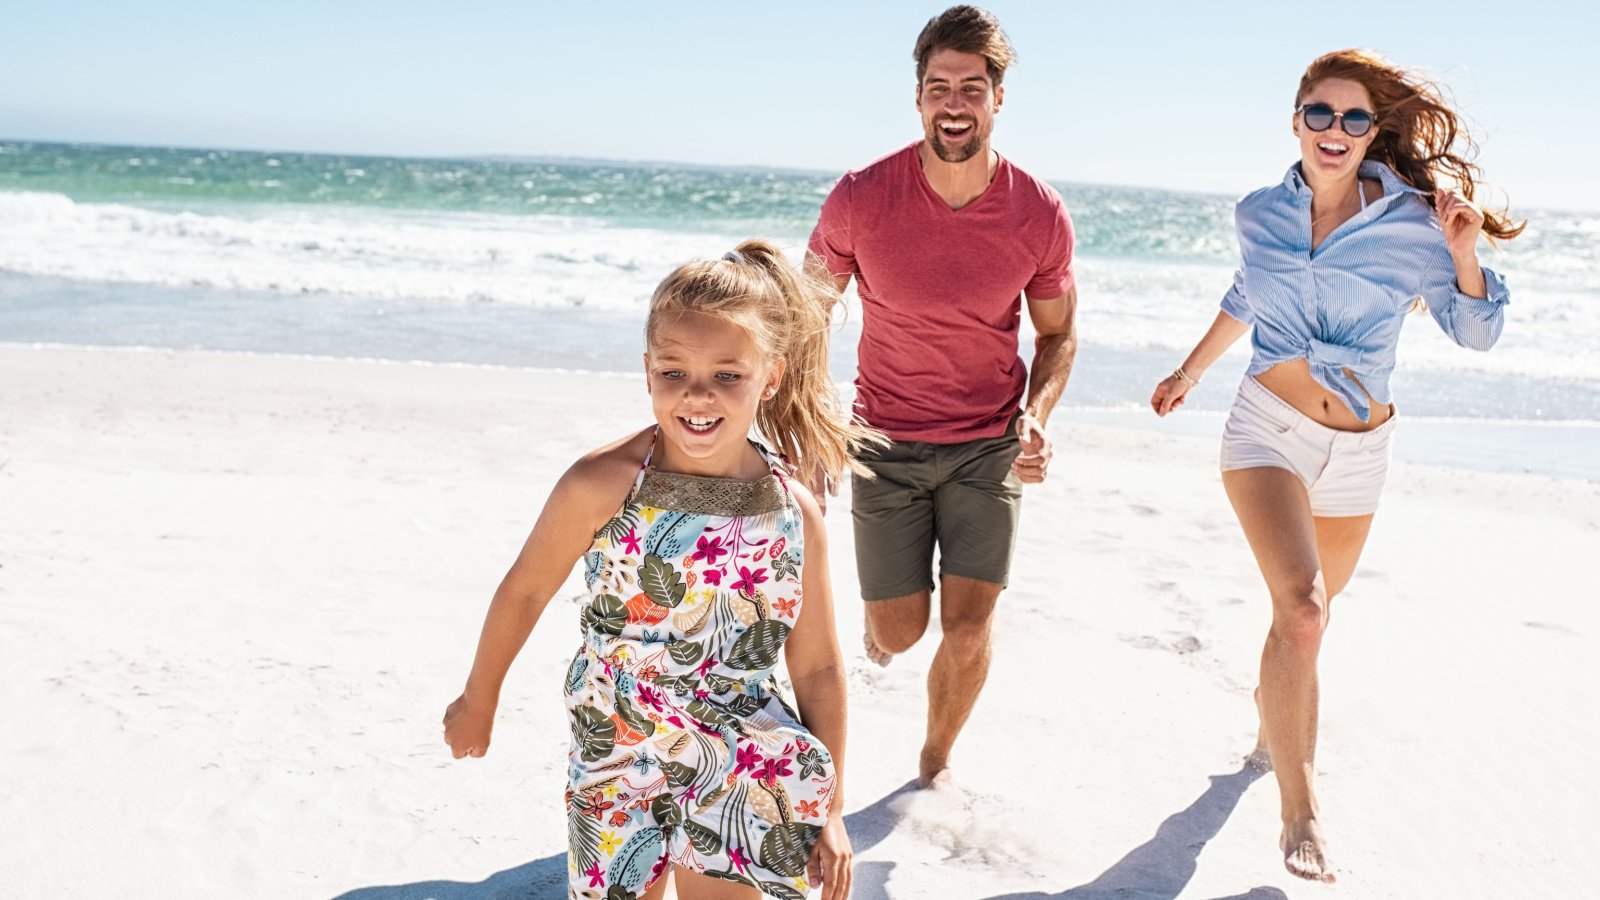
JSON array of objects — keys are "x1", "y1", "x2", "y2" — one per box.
[
  {"x1": 332, "y1": 853, "x2": 568, "y2": 899},
  {"x1": 326, "y1": 783, "x2": 925, "y2": 900},
  {"x1": 984, "y1": 763, "x2": 1285, "y2": 900},
  {"x1": 332, "y1": 766, "x2": 1283, "y2": 900}
]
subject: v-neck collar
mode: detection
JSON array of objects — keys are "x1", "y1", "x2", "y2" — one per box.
[{"x1": 913, "y1": 141, "x2": 1003, "y2": 214}]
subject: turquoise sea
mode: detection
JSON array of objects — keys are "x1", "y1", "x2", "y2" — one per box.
[{"x1": 2, "y1": 140, "x2": 1596, "y2": 475}]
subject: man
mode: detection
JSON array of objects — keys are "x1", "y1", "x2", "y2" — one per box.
[{"x1": 807, "y1": 5, "x2": 1078, "y2": 789}]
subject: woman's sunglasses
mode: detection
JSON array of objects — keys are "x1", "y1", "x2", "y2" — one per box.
[{"x1": 1297, "y1": 103, "x2": 1376, "y2": 138}]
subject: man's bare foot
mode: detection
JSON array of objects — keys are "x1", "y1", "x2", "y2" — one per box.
[
  {"x1": 917, "y1": 751, "x2": 953, "y2": 790},
  {"x1": 1280, "y1": 818, "x2": 1336, "y2": 883},
  {"x1": 863, "y1": 619, "x2": 895, "y2": 667},
  {"x1": 1247, "y1": 686, "x2": 1273, "y2": 771}
]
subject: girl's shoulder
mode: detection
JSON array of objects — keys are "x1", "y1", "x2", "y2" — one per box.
[
  {"x1": 572, "y1": 426, "x2": 654, "y2": 474},
  {"x1": 782, "y1": 477, "x2": 827, "y2": 537},
  {"x1": 556, "y1": 427, "x2": 656, "y2": 515}
]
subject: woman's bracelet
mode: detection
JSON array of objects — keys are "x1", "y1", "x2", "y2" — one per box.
[{"x1": 1172, "y1": 366, "x2": 1199, "y2": 388}]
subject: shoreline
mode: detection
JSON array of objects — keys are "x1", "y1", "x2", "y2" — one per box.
[{"x1": 10, "y1": 341, "x2": 1597, "y2": 482}]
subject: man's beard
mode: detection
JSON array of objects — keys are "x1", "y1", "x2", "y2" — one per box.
[{"x1": 926, "y1": 119, "x2": 984, "y2": 163}]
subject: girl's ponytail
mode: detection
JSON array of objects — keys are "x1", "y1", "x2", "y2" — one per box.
[{"x1": 731, "y1": 239, "x2": 886, "y2": 483}]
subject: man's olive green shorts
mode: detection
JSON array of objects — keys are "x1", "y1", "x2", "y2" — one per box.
[{"x1": 850, "y1": 428, "x2": 1023, "y2": 601}]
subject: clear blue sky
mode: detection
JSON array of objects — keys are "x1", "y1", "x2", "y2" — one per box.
[{"x1": 2, "y1": 0, "x2": 1591, "y2": 209}]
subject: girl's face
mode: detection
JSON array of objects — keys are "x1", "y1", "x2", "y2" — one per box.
[{"x1": 645, "y1": 310, "x2": 783, "y2": 476}]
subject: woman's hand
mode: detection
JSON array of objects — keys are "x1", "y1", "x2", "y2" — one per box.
[
  {"x1": 807, "y1": 812, "x2": 853, "y2": 899},
  {"x1": 442, "y1": 692, "x2": 495, "y2": 759},
  {"x1": 1151, "y1": 374, "x2": 1193, "y2": 416},
  {"x1": 1436, "y1": 188, "x2": 1484, "y2": 261}
]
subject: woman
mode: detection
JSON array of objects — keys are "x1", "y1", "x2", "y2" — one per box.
[{"x1": 1150, "y1": 49, "x2": 1522, "y2": 883}]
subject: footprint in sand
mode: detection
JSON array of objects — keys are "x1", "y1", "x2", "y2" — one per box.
[
  {"x1": 1122, "y1": 632, "x2": 1204, "y2": 655},
  {"x1": 888, "y1": 779, "x2": 1041, "y2": 871},
  {"x1": 1524, "y1": 620, "x2": 1580, "y2": 636}
]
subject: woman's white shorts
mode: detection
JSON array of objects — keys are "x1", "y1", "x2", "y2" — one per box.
[{"x1": 1220, "y1": 376, "x2": 1395, "y2": 518}]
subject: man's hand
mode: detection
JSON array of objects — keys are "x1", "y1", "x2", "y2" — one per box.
[{"x1": 1011, "y1": 412, "x2": 1052, "y2": 483}]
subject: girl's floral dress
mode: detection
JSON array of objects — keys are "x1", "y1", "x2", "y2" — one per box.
[{"x1": 563, "y1": 437, "x2": 835, "y2": 900}]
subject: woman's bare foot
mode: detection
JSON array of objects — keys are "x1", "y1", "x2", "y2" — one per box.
[
  {"x1": 1280, "y1": 817, "x2": 1336, "y2": 883},
  {"x1": 1246, "y1": 742, "x2": 1273, "y2": 771}
]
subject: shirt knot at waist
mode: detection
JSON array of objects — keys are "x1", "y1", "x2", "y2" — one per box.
[
  {"x1": 1303, "y1": 339, "x2": 1375, "y2": 422},
  {"x1": 1306, "y1": 338, "x2": 1364, "y2": 368}
]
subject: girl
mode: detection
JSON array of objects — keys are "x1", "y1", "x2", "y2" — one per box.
[
  {"x1": 1150, "y1": 50, "x2": 1522, "y2": 883},
  {"x1": 444, "y1": 239, "x2": 879, "y2": 900}
]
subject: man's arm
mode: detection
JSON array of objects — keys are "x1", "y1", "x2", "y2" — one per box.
[
  {"x1": 1023, "y1": 285, "x2": 1077, "y2": 424},
  {"x1": 1012, "y1": 285, "x2": 1078, "y2": 483},
  {"x1": 805, "y1": 250, "x2": 852, "y2": 296}
]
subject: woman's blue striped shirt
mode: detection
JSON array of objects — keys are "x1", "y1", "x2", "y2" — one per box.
[{"x1": 1220, "y1": 160, "x2": 1510, "y2": 421}]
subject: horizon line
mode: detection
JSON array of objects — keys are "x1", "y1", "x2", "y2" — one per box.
[{"x1": 2, "y1": 135, "x2": 1591, "y2": 215}]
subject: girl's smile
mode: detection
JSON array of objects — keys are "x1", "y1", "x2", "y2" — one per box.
[{"x1": 645, "y1": 310, "x2": 783, "y2": 478}]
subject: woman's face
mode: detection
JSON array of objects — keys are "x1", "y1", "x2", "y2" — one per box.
[{"x1": 1294, "y1": 77, "x2": 1377, "y2": 182}]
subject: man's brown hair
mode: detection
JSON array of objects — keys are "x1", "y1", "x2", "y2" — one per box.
[{"x1": 913, "y1": 5, "x2": 1015, "y2": 85}]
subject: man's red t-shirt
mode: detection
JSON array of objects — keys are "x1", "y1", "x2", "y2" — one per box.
[{"x1": 808, "y1": 142, "x2": 1076, "y2": 444}]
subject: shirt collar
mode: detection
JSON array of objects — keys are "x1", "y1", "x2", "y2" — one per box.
[{"x1": 1282, "y1": 160, "x2": 1426, "y2": 198}]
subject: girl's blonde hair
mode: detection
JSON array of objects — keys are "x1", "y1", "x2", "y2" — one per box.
[{"x1": 646, "y1": 239, "x2": 886, "y2": 481}]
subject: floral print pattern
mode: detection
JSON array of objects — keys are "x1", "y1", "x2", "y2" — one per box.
[{"x1": 563, "y1": 440, "x2": 835, "y2": 900}]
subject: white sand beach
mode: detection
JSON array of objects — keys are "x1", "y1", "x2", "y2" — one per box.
[{"x1": 1, "y1": 344, "x2": 1595, "y2": 899}]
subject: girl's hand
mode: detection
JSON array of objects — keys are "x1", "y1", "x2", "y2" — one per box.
[
  {"x1": 807, "y1": 813, "x2": 853, "y2": 900},
  {"x1": 1435, "y1": 188, "x2": 1484, "y2": 261},
  {"x1": 442, "y1": 692, "x2": 495, "y2": 759},
  {"x1": 1151, "y1": 374, "x2": 1192, "y2": 417}
]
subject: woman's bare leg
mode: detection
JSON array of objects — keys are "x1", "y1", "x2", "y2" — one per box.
[
  {"x1": 1224, "y1": 467, "x2": 1375, "y2": 883},
  {"x1": 1249, "y1": 511, "x2": 1376, "y2": 766}
]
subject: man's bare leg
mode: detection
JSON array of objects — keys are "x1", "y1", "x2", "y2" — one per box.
[
  {"x1": 919, "y1": 573, "x2": 1003, "y2": 788},
  {"x1": 863, "y1": 589, "x2": 931, "y2": 667}
]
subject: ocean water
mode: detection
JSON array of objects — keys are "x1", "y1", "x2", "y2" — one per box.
[{"x1": 2, "y1": 140, "x2": 1597, "y2": 474}]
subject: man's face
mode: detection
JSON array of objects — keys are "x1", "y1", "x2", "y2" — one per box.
[{"x1": 916, "y1": 48, "x2": 1003, "y2": 164}]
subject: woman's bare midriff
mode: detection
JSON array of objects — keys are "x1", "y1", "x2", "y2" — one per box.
[{"x1": 1254, "y1": 358, "x2": 1394, "y2": 432}]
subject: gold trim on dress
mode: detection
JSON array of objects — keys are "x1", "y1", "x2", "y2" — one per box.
[{"x1": 633, "y1": 469, "x2": 788, "y2": 517}]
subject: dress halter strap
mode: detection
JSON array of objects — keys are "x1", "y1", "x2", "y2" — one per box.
[
  {"x1": 640, "y1": 428, "x2": 658, "y2": 471},
  {"x1": 760, "y1": 443, "x2": 792, "y2": 494},
  {"x1": 740, "y1": 442, "x2": 798, "y2": 532},
  {"x1": 623, "y1": 428, "x2": 659, "y2": 505}
]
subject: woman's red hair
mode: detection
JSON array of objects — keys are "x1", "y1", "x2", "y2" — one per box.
[{"x1": 1299, "y1": 49, "x2": 1524, "y2": 240}]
